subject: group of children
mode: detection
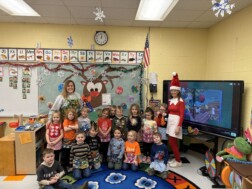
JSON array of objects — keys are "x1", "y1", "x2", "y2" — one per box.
[{"x1": 38, "y1": 103, "x2": 170, "y2": 188}]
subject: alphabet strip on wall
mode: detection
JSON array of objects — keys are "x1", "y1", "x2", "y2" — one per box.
[{"x1": 0, "y1": 48, "x2": 144, "y2": 64}]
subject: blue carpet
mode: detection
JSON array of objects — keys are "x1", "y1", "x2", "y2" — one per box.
[{"x1": 74, "y1": 165, "x2": 175, "y2": 189}]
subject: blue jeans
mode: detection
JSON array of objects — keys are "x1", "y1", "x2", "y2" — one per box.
[
  {"x1": 122, "y1": 162, "x2": 138, "y2": 171},
  {"x1": 43, "y1": 180, "x2": 77, "y2": 189},
  {"x1": 73, "y1": 168, "x2": 91, "y2": 180}
]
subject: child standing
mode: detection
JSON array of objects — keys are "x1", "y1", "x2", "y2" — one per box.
[
  {"x1": 62, "y1": 108, "x2": 79, "y2": 173},
  {"x1": 98, "y1": 107, "x2": 112, "y2": 162},
  {"x1": 107, "y1": 127, "x2": 125, "y2": 170},
  {"x1": 127, "y1": 103, "x2": 142, "y2": 141},
  {"x1": 142, "y1": 107, "x2": 157, "y2": 163},
  {"x1": 78, "y1": 107, "x2": 91, "y2": 134},
  {"x1": 45, "y1": 110, "x2": 63, "y2": 161},
  {"x1": 154, "y1": 103, "x2": 168, "y2": 144},
  {"x1": 70, "y1": 132, "x2": 92, "y2": 180},
  {"x1": 111, "y1": 106, "x2": 128, "y2": 140},
  {"x1": 85, "y1": 121, "x2": 101, "y2": 169},
  {"x1": 109, "y1": 105, "x2": 116, "y2": 121},
  {"x1": 123, "y1": 130, "x2": 141, "y2": 171},
  {"x1": 37, "y1": 148, "x2": 88, "y2": 189},
  {"x1": 147, "y1": 132, "x2": 169, "y2": 179}
]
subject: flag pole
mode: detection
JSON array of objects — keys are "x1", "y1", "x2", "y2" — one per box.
[{"x1": 146, "y1": 28, "x2": 150, "y2": 109}]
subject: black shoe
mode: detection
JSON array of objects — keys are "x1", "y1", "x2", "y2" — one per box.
[{"x1": 62, "y1": 166, "x2": 68, "y2": 175}]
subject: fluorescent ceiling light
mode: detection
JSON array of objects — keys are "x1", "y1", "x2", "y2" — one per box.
[
  {"x1": 135, "y1": 0, "x2": 179, "y2": 21},
  {"x1": 0, "y1": 0, "x2": 40, "y2": 16}
]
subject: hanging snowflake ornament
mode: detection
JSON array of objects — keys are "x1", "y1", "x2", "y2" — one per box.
[
  {"x1": 58, "y1": 71, "x2": 65, "y2": 78},
  {"x1": 93, "y1": 7, "x2": 106, "y2": 22},
  {"x1": 212, "y1": 0, "x2": 235, "y2": 17},
  {"x1": 67, "y1": 35, "x2": 74, "y2": 48}
]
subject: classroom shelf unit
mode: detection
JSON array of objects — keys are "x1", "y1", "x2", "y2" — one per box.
[{"x1": 15, "y1": 125, "x2": 46, "y2": 174}]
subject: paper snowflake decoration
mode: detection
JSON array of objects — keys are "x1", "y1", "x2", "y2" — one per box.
[
  {"x1": 36, "y1": 77, "x2": 45, "y2": 87},
  {"x1": 58, "y1": 71, "x2": 65, "y2": 78},
  {"x1": 43, "y1": 69, "x2": 51, "y2": 76},
  {"x1": 93, "y1": 7, "x2": 106, "y2": 22},
  {"x1": 101, "y1": 70, "x2": 107, "y2": 77},
  {"x1": 130, "y1": 72, "x2": 136, "y2": 78},
  {"x1": 212, "y1": 0, "x2": 235, "y2": 17},
  {"x1": 73, "y1": 71, "x2": 79, "y2": 77},
  {"x1": 119, "y1": 72, "x2": 125, "y2": 78},
  {"x1": 67, "y1": 35, "x2": 74, "y2": 48},
  {"x1": 138, "y1": 77, "x2": 147, "y2": 85}
]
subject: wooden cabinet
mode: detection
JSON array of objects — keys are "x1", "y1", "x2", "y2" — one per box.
[
  {"x1": 15, "y1": 125, "x2": 45, "y2": 174},
  {"x1": 0, "y1": 134, "x2": 15, "y2": 176}
]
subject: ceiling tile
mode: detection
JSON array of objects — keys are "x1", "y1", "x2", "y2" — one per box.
[{"x1": 165, "y1": 10, "x2": 205, "y2": 22}]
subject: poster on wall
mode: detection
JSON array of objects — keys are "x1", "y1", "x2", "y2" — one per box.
[
  {"x1": 36, "y1": 49, "x2": 44, "y2": 61},
  {"x1": 129, "y1": 52, "x2": 137, "y2": 64},
  {"x1": 136, "y1": 52, "x2": 144, "y2": 64},
  {"x1": 53, "y1": 50, "x2": 61, "y2": 62},
  {"x1": 18, "y1": 49, "x2": 26, "y2": 61},
  {"x1": 95, "y1": 51, "x2": 103, "y2": 63},
  {"x1": 104, "y1": 51, "x2": 112, "y2": 63},
  {"x1": 112, "y1": 52, "x2": 120, "y2": 64},
  {"x1": 9, "y1": 49, "x2": 17, "y2": 61},
  {"x1": 87, "y1": 51, "x2": 95, "y2": 63},
  {"x1": 0, "y1": 49, "x2": 8, "y2": 60},
  {"x1": 102, "y1": 93, "x2": 111, "y2": 105},
  {"x1": 44, "y1": 49, "x2": 53, "y2": 61},
  {"x1": 26, "y1": 49, "x2": 35, "y2": 61},
  {"x1": 120, "y1": 52, "x2": 128, "y2": 64},
  {"x1": 78, "y1": 50, "x2": 86, "y2": 62},
  {"x1": 61, "y1": 50, "x2": 70, "y2": 62},
  {"x1": 70, "y1": 50, "x2": 78, "y2": 62}
]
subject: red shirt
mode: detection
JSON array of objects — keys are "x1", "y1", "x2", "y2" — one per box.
[{"x1": 168, "y1": 98, "x2": 185, "y2": 126}]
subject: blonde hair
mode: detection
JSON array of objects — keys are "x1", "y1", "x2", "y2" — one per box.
[
  {"x1": 81, "y1": 107, "x2": 89, "y2": 113},
  {"x1": 128, "y1": 130, "x2": 137, "y2": 140},
  {"x1": 50, "y1": 110, "x2": 62, "y2": 123},
  {"x1": 62, "y1": 80, "x2": 75, "y2": 99}
]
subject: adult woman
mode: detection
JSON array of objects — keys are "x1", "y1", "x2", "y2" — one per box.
[
  {"x1": 166, "y1": 72, "x2": 185, "y2": 168},
  {"x1": 49, "y1": 80, "x2": 82, "y2": 119}
]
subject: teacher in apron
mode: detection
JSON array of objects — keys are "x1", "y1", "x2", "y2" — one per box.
[{"x1": 166, "y1": 72, "x2": 185, "y2": 168}]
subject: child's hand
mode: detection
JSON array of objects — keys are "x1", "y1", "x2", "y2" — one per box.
[
  {"x1": 124, "y1": 158, "x2": 128, "y2": 163},
  {"x1": 134, "y1": 160, "x2": 138, "y2": 165},
  {"x1": 49, "y1": 177, "x2": 58, "y2": 184}
]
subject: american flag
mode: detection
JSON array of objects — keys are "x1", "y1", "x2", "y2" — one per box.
[{"x1": 143, "y1": 33, "x2": 150, "y2": 68}]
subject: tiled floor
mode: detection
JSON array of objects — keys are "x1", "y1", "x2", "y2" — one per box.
[{"x1": 0, "y1": 150, "x2": 225, "y2": 189}]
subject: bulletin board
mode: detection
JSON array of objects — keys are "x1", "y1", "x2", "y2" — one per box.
[{"x1": 38, "y1": 63, "x2": 144, "y2": 114}]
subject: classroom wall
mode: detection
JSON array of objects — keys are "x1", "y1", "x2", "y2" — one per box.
[
  {"x1": 0, "y1": 23, "x2": 207, "y2": 135},
  {"x1": 206, "y1": 4, "x2": 252, "y2": 132},
  {"x1": 1, "y1": 4, "x2": 252, "y2": 136}
]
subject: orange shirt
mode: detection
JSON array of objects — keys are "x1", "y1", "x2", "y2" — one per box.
[
  {"x1": 63, "y1": 119, "x2": 77, "y2": 141},
  {"x1": 124, "y1": 141, "x2": 141, "y2": 156}
]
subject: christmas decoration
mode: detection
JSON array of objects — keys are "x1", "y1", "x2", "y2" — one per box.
[
  {"x1": 212, "y1": 0, "x2": 235, "y2": 17},
  {"x1": 93, "y1": 7, "x2": 106, "y2": 22},
  {"x1": 67, "y1": 35, "x2": 74, "y2": 48}
]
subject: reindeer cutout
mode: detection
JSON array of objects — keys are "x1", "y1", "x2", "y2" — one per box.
[{"x1": 62, "y1": 65, "x2": 127, "y2": 108}]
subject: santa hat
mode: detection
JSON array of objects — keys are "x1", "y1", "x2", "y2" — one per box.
[{"x1": 170, "y1": 72, "x2": 181, "y2": 91}]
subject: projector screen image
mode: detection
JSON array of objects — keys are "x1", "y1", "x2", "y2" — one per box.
[{"x1": 163, "y1": 80, "x2": 244, "y2": 139}]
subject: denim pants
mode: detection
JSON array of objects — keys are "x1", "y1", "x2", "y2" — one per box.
[
  {"x1": 122, "y1": 162, "x2": 138, "y2": 171},
  {"x1": 72, "y1": 167, "x2": 91, "y2": 180}
]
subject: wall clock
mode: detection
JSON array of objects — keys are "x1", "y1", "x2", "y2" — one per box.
[{"x1": 94, "y1": 31, "x2": 108, "y2": 46}]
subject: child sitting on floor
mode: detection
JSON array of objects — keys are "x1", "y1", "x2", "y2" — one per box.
[
  {"x1": 147, "y1": 132, "x2": 169, "y2": 179},
  {"x1": 37, "y1": 148, "x2": 88, "y2": 189}
]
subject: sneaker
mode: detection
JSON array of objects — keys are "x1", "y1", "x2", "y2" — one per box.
[
  {"x1": 78, "y1": 181, "x2": 88, "y2": 189},
  {"x1": 160, "y1": 171, "x2": 168, "y2": 179},
  {"x1": 169, "y1": 161, "x2": 182, "y2": 168},
  {"x1": 168, "y1": 158, "x2": 175, "y2": 165},
  {"x1": 147, "y1": 168, "x2": 155, "y2": 176}
]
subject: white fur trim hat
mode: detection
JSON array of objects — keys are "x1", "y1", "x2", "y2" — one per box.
[{"x1": 170, "y1": 72, "x2": 181, "y2": 91}]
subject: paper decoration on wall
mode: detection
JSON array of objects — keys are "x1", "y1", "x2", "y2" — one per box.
[
  {"x1": 102, "y1": 93, "x2": 111, "y2": 105},
  {"x1": 116, "y1": 86, "x2": 124, "y2": 95},
  {"x1": 131, "y1": 85, "x2": 139, "y2": 93},
  {"x1": 9, "y1": 49, "x2": 17, "y2": 60},
  {"x1": 212, "y1": 0, "x2": 235, "y2": 17},
  {"x1": 93, "y1": 7, "x2": 106, "y2": 22},
  {"x1": 22, "y1": 76, "x2": 31, "y2": 99},
  {"x1": 0, "y1": 67, "x2": 3, "y2": 76},
  {"x1": 121, "y1": 103, "x2": 127, "y2": 110},
  {"x1": 127, "y1": 95, "x2": 134, "y2": 103},
  {"x1": 38, "y1": 95, "x2": 45, "y2": 103},
  {"x1": 67, "y1": 35, "x2": 74, "y2": 48}
]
